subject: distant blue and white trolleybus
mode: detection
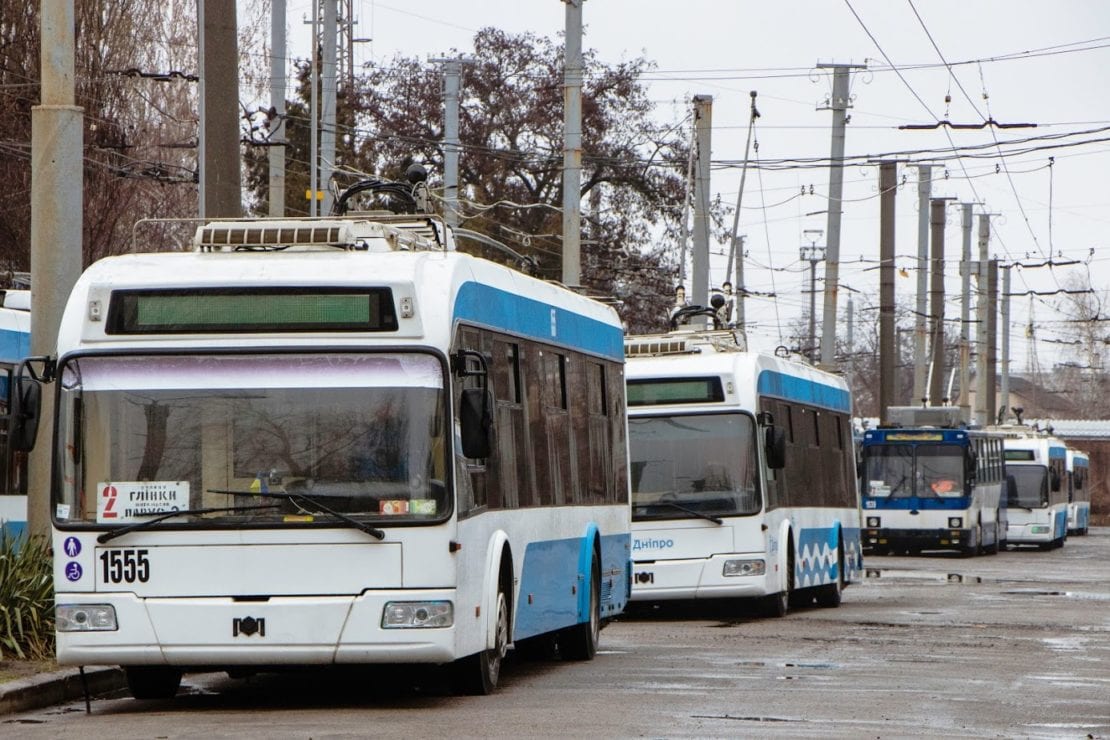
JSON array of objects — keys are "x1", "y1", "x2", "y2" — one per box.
[
  {"x1": 999, "y1": 429, "x2": 1068, "y2": 549},
  {"x1": 859, "y1": 406, "x2": 1006, "y2": 556},
  {"x1": 1066, "y1": 447, "x2": 1091, "y2": 536},
  {"x1": 0, "y1": 289, "x2": 31, "y2": 542},
  {"x1": 16, "y1": 179, "x2": 631, "y2": 698},
  {"x1": 624, "y1": 325, "x2": 861, "y2": 617}
]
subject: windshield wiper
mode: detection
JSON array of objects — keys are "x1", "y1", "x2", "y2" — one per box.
[
  {"x1": 207, "y1": 489, "x2": 385, "y2": 540},
  {"x1": 97, "y1": 504, "x2": 282, "y2": 544},
  {"x1": 649, "y1": 500, "x2": 723, "y2": 525}
]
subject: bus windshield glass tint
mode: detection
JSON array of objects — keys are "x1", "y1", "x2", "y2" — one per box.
[
  {"x1": 628, "y1": 413, "x2": 759, "y2": 519},
  {"x1": 53, "y1": 353, "x2": 448, "y2": 526},
  {"x1": 1008, "y1": 465, "x2": 1048, "y2": 508},
  {"x1": 864, "y1": 443, "x2": 964, "y2": 498}
]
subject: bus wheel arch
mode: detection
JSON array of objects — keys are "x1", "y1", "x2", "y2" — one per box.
[
  {"x1": 560, "y1": 531, "x2": 601, "y2": 661},
  {"x1": 452, "y1": 534, "x2": 513, "y2": 695},
  {"x1": 759, "y1": 526, "x2": 794, "y2": 618}
]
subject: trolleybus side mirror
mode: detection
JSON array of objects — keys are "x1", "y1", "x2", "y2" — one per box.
[
  {"x1": 1049, "y1": 468, "x2": 1061, "y2": 492},
  {"x1": 459, "y1": 388, "x2": 492, "y2": 459},
  {"x1": 8, "y1": 356, "x2": 54, "y2": 453},
  {"x1": 10, "y1": 371, "x2": 42, "y2": 453},
  {"x1": 1005, "y1": 474, "x2": 1017, "y2": 504},
  {"x1": 764, "y1": 426, "x2": 786, "y2": 470}
]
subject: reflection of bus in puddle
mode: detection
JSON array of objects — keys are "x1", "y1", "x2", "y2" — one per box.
[{"x1": 864, "y1": 568, "x2": 983, "y2": 584}]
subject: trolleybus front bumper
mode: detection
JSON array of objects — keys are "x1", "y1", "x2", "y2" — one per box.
[
  {"x1": 863, "y1": 527, "x2": 973, "y2": 553},
  {"x1": 55, "y1": 590, "x2": 459, "y2": 667}
]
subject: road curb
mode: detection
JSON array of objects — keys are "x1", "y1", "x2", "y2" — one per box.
[{"x1": 0, "y1": 666, "x2": 127, "y2": 716}]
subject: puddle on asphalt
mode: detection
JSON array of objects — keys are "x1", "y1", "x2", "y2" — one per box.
[
  {"x1": 1002, "y1": 588, "x2": 1110, "y2": 601},
  {"x1": 865, "y1": 568, "x2": 983, "y2": 584},
  {"x1": 691, "y1": 714, "x2": 799, "y2": 723}
]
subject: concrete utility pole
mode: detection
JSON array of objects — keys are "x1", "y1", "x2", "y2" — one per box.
[
  {"x1": 878, "y1": 162, "x2": 897, "y2": 425},
  {"x1": 973, "y1": 214, "x2": 991, "y2": 425},
  {"x1": 268, "y1": 0, "x2": 286, "y2": 217},
  {"x1": 987, "y1": 259, "x2": 999, "y2": 424},
  {"x1": 434, "y1": 58, "x2": 472, "y2": 229},
  {"x1": 999, "y1": 264, "x2": 1011, "y2": 422},
  {"x1": 927, "y1": 199, "x2": 951, "y2": 405},
  {"x1": 691, "y1": 94, "x2": 713, "y2": 309},
  {"x1": 913, "y1": 165, "x2": 932, "y2": 403},
  {"x1": 817, "y1": 62, "x2": 865, "y2": 370},
  {"x1": 199, "y1": 0, "x2": 241, "y2": 218},
  {"x1": 308, "y1": 3, "x2": 319, "y2": 216},
  {"x1": 320, "y1": 0, "x2": 338, "y2": 215},
  {"x1": 29, "y1": 0, "x2": 84, "y2": 537},
  {"x1": 801, "y1": 229, "x2": 825, "y2": 364},
  {"x1": 958, "y1": 203, "x2": 973, "y2": 421},
  {"x1": 561, "y1": 0, "x2": 583, "y2": 287}
]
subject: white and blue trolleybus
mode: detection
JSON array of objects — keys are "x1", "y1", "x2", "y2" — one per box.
[
  {"x1": 1065, "y1": 447, "x2": 1091, "y2": 536},
  {"x1": 0, "y1": 288, "x2": 31, "y2": 542},
  {"x1": 15, "y1": 178, "x2": 632, "y2": 698},
  {"x1": 999, "y1": 430, "x2": 1068, "y2": 549},
  {"x1": 858, "y1": 406, "x2": 1006, "y2": 556},
  {"x1": 624, "y1": 325, "x2": 861, "y2": 617}
]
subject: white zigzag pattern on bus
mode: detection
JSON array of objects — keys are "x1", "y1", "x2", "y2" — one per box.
[{"x1": 796, "y1": 541, "x2": 836, "y2": 588}]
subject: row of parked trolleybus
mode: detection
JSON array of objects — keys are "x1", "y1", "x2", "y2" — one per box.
[
  {"x1": 0, "y1": 177, "x2": 1093, "y2": 699},
  {"x1": 858, "y1": 406, "x2": 1091, "y2": 556}
]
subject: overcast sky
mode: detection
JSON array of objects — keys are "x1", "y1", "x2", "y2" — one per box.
[{"x1": 276, "y1": 0, "x2": 1110, "y2": 373}]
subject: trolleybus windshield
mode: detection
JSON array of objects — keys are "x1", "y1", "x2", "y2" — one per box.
[
  {"x1": 628, "y1": 413, "x2": 759, "y2": 520},
  {"x1": 863, "y1": 443, "x2": 965, "y2": 498},
  {"x1": 53, "y1": 352, "x2": 448, "y2": 527},
  {"x1": 1007, "y1": 465, "x2": 1049, "y2": 509}
]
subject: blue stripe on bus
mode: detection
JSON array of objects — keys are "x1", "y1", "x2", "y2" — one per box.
[
  {"x1": 1054, "y1": 509, "x2": 1067, "y2": 540},
  {"x1": 0, "y1": 327, "x2": 30, "y2": 362},
  {"x1": 757, "y1": 370, "x2": 851, "y2": 413},
  {"x1": 453, "y1": 282, "x2": 623, "y2": 361},
  {"x1": 1049, "y1": 446, "x2": 1066, "y2": 460},
  {"x1": 863, "y1": 497, "x2": 971, "y2": 510}
]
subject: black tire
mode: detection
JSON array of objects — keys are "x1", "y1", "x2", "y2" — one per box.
[
  {"x1": 761, "y1": 541, "x2": 794, "y2": 618},
  {"x1": 961, "y1": 524, "x2": 982, "y2": 558},
  {"x1": 560, "y1": 551, "x2": 600, "y2": 661},
  {"x1": 125, "y1": 666, "x2": 182, "y2": 700},
  {"x1": 815, "y1": 543, "x2": 845, "y2": 608},
  {"x1": 988, "y1": 518, "x2": 1001, "y2": 555},
  {"x1": 451, "y1": 586, "x2": 509, "y2": 695}
]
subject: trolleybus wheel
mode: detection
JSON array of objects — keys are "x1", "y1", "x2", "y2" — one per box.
[
  {"x1": 452, "y1": 585, "x2": 509, "y2": 695},
  {"x1": 961, "y1": 524, "x2": 982, "y2": 557},
  {"x1": 125, "y1": 666, "x2": 182, "y2": 700},
  {"x1": 760, "y1": 542, "x2": 794, "y2": 618},
  {"x1": 560, "y1": 550, "x2": 600, "y2": 661}
]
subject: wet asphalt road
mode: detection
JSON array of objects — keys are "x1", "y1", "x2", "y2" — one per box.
[{"x1": 6, "y1": 529, "x2": 1110, "y2": 738}]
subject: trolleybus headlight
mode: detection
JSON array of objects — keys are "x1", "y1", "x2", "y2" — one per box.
[
  {"x1": 866, "y1": 516, "x2": 881, "y2": 528},
  {"x1": 722, "y1": 559, "x2": 765, "y2": 577},
  {"x1": 948, "y1": 517, "x2": 963, "y2": 528},
  {"x1": 56, "y1": 604, "x2": 118, "y2": 632},
  {"x1": 1031, "y1": 525, "x2": 1050, "y2": 534},
  {"x1": 382, "y1": 601, "x2": 453, "y2": 628}
]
